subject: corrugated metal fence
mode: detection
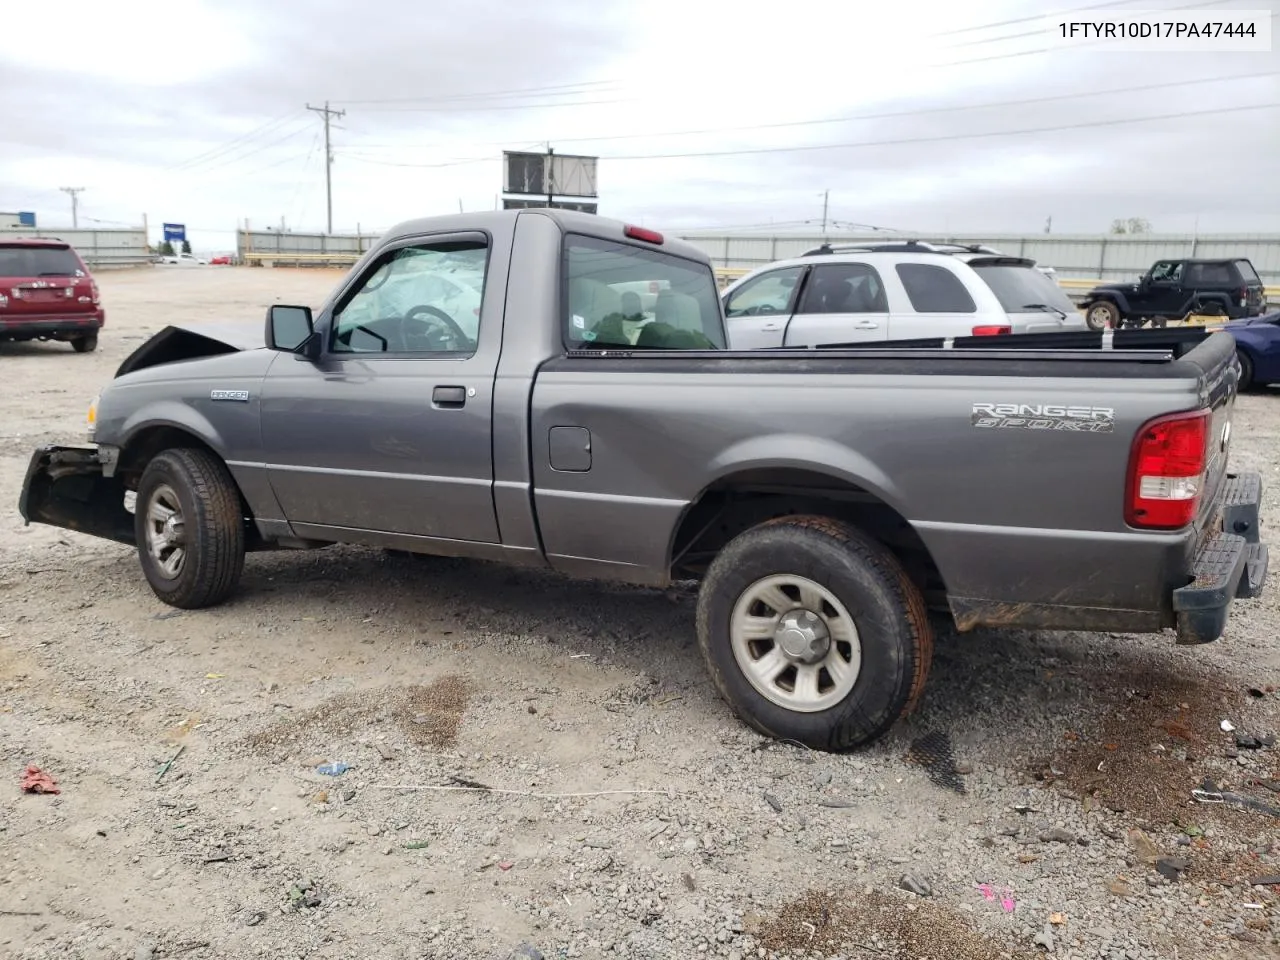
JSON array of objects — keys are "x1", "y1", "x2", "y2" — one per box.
[
  {"x1": 677, "y1": 231, "x2": 1280, "y2": 287},
  {"x1": 0, "y1": 225, "x2": 149, "y2": 269}
]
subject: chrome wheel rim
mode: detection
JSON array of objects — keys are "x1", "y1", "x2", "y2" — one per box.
[
  {"x1": 1087, "y1": 305, "x2": 1112, "y2": 328},
  {"x1": 144, "y1": 483, "x2": 187, "y2": 580},
  {"x1": 729, "y1": 574, "x2": 862, "y2": 713}
]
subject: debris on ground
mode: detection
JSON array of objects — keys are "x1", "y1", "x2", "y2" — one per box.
[
  {"x1": 316, "y1": 761, "x2": 352, "y2": 776},
  {"x1": 907, "y1": 729, "x2": 968, "y2": 793},
  {"x1": 20, "y1": 765, "x2": 59, "y2": 794}
]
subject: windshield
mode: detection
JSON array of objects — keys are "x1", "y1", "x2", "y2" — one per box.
[
  {"x1": 564, "y1": 234, "x2": 725, "y2": 350},
  {"x1": 970, "y1": 263, "x2": 1077, "y2": 315},
  {"x1": 0, "y1": 245, "x2": 84, "y2": 278}
]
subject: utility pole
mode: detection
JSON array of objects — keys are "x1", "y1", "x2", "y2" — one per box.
[
  {"x1": 59, "y1": 187, "x2": 84, "y2": 228},
  {"x1": 546, "y1": 144, "x2": 555, "y2": 208},
  {"x1": 305, "y1": 101, "x2": 345, "y2": 234},
  {"x1": 820, "y1": 190, "x2": 829, "y2": 240},
  {"x1": 1044, "y1": 215, "x2": 1052, "y2": 234}
]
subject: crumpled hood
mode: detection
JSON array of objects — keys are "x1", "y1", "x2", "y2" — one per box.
[{"x1": 115, "y1": 319, "x2": 265, "y2": 378}]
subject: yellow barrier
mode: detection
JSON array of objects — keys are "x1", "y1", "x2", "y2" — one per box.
[{"x1": 240, "y1": 251, "x2": 362, "y2": 266}]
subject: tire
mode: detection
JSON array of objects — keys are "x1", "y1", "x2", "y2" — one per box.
[
  {"x1": 695, "y1": 515, "x2": 933, "y2": 751},
  {"x1": 1084, "y1": 301, "x2": 1119, "y2": 331},
  {"x1": 1150, "y1": 316, "x2": 1169, "y2": 329},
  {"x1": 72, "y1": 334, "x2": 98, "y2": 353},
  {"x1": 1237, "y1": 350, "x2": 1255, "y2": 391},
  {"x1": 134, "y1": 448, "x2": 246, "y2": 609}
]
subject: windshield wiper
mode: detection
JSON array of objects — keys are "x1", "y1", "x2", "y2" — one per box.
[{"x1": 1021, "y1": 303, "x2": 1067, "y2": 320}]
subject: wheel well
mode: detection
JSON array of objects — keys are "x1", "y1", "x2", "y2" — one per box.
[
  {"x1": 118, "y1": 426, "x2": 261, "y2": 544},
  {"x1": 668, "y1": 468, "x2": 947, "y2": 607}
]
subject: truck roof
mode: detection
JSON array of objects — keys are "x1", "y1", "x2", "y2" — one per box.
[{"x1": 381, "y1": 209, "x2": 712, "y2": 265}]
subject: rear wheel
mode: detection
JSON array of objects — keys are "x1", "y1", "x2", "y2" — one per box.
[
  {"x1": 72, "y1": 334, "x2": 98, "y2": 353},
  {"x1": 1085, "y1": 301, "x2": 1119, "y2": 331},
  {"x1": 696, "y1": 515, "x2": 933, "y2": 751},
  {"x1": 135, "y1": 448, "x2": 245, "y2": 608}
]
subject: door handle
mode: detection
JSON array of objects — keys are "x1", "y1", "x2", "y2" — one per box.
[
  {"x1": 761, "y1": 322, "x2": 781, "y2": 331},
  {"x1": 853, "y1": 320, "x2": 879, "y2": 329},
  {"x1": 432, "y1": 385, "x2": 467, "y2": 408}
]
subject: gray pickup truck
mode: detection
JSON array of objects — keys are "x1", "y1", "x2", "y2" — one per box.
[{"x1": 18, "y1": 209, "x2": 1270, "y2": 751}]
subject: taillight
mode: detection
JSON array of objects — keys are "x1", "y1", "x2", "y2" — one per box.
[
  {"x1": 1124, "y1": 409, "x2": 1210, "y2": 529},
  {"x1": 971, "y1": 325, "x2": 1011, "y2": 336},
  {"x1": 90, "y1": 280, "x2": 100, "y2": 305}
]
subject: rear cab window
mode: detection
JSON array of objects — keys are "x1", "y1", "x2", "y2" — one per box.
[
  {"x1": 0, "y1": 244, "x2": 86, "y2": 278},
  {"x1": 564, "y1": 234, "x2": 726, "y2": 350},
  {"x1": 968, "y1": 262, "x2": 1078, "y2": 315}
]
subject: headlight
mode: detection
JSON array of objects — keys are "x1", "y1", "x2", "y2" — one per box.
[{"x1": 86, "y1": 394, "x2": 99, "y2": 437}]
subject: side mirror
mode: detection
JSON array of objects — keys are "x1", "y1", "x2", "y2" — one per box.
[{"x1": 266, "y1": 304, "x2": 316, "y2": 355}]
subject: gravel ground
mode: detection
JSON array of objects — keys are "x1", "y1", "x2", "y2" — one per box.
[{"x1": 2, "y1": 266, "x2": 1279, "y2": 960}]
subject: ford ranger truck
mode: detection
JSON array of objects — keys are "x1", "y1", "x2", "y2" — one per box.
[{"x1": 17, "y1": 210, "x2": 1269, "y2": 752}]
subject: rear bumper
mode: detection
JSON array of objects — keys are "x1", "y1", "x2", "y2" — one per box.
[
  {"x1": 18, "y1": 444, "x2": 135, "y2": 545},
  {"x1": 0, "y1": 310, "x2": 104, "y2": 340},
  {"x1": 1171, "y1": 471, "x2": 1268, "y2": 644}
]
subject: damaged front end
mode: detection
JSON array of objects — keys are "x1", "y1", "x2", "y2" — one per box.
[{"x1": 18, "y1": 445, "x2": 135, "y2": 545}]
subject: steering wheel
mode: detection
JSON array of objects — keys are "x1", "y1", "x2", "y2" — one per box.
[{"x1": 398, "y1": 304, "x2": 473, "y2": 352}]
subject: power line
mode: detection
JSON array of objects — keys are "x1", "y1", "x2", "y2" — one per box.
[
  {"x1": 600, "y1": 101, "x2": 1278, "y2": 162},
  {"x1": 181, "y1": 120, "x2": 314, "y2": 176},
  {"x1": 331, "y1": 79, "x2": 624, "y2": 106},
  {"x1": 344, "y1": 68, "x2": 1278, "y2": 156},
  {"x1": 170, "y1": 111, "x2": 303, "y2": 172},
  {"x1": 306, "y1": 101, "x2": 346, "y2": 234},
  {"x1": 935, "y1": 0, "x2": 1138, "y2": 36}
]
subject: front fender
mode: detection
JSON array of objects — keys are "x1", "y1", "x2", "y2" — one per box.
[
  {"x1": 1084, "y1": 290, "x2": 1131, "y2": 313},
  {"x1": 117, "y1": 401, "x2": 228, "y2": 456}
]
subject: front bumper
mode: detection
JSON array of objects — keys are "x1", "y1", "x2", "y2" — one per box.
[
  {"x1": 1171, "y1": 471, "x2": 1269, "y2": 644},
  {"x1": 18, "y1": 445, "x2": 134, "y2": 545}
]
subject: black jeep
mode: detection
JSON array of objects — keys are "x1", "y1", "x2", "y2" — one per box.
[{"x1": 1081, "y1": 257, "x2": 1267, "y2": 330}]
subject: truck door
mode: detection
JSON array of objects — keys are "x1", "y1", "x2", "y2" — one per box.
[{"x1": 259, "y1": 232, "x2": 501, "y2": 542}]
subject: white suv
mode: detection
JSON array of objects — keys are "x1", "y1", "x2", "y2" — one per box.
[{"x1": 721, "y1": 241, "x2": 1085, "y2": 349}]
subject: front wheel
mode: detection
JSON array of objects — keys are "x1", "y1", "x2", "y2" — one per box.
[
  {"x1": 1084, "y1": 301, "x2": 1119, "y2": 331},
  {"x1": 1238, "y1": 350, "x2": 1255, "y2": 391},
  {"x1": 695, "y1": 515, "x2": 933, "y2": 751},
  {"x1": 135, "y1": 448, "x2": 246, "y2": 608}
]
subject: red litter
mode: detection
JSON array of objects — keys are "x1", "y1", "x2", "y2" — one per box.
[{"x1": 21, "y1": 765, "x2": 60, "y2": 795}]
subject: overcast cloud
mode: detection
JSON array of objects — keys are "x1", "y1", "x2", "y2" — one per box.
[{"x1": 1, "y1": 0, "x2": 1277, "y2": 252}]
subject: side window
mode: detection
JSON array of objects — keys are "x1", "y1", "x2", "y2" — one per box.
[
  {"x1": 724, "y1": 266, "x2": 804, "y2": 318},
  {"x1": 1149, "y1": 261, "x2": 1183, "y2": 283},
  {"x1": 894, "y1": 263, "x2": 977, "y2": 314},
  {"x1": 797, "y1": 263, "x2": 887, "y2": 314},
  {"x1": 1182, "y1": 263, "x2": 1204, "y2": 286},
  {"x1": 330, "y1": 240, "x2": 488, "y2": 356}
]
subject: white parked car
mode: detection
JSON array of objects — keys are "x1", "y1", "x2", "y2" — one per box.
[
  {"x1": 158, "y1": 252, "x2": 208, "y2": 266},
  {"x1": 721, "y1": 241, "x2": 1085, "y2": 349}
]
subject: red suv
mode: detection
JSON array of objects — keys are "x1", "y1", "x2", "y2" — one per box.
[{"x1": 0, "y1": 238, "x2": 104, "y2": 353}]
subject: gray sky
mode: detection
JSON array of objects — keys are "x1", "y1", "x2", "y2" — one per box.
[{"x1": 2, "y1": 0, "x2": 1277, "y2": 251}]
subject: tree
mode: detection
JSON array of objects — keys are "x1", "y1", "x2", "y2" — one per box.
[
  {"x1": 159, "y1": 240, "x2": 175, "y2": 257},
  {"x1": 181, "y1": 239, "x2": 191, "y2": 255},
  {"x1": 1109, "y1": 217, "x2": 1152, "y2": 235}
]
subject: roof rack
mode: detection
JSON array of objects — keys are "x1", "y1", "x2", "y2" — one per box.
[{"x1": 801, "y1": 240, "x2": 1006, "y2": 257}]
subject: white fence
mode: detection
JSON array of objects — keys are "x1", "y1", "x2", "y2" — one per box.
[
  {"x1": 677, "y1": 231, "x2": 1280, "y2": 287},
  {"x1": 0, "y1": 225, "x2": 150, "y2": 269}
]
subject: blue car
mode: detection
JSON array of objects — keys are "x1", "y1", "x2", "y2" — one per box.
[{"x1": 1222, "y1": 309, "x2": 1280, "y2": 390}]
